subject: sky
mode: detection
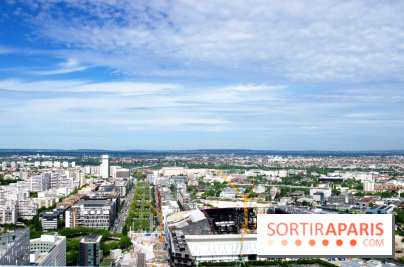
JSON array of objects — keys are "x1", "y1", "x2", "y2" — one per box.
[{"x1": 0, "y1": 0, "x2": 403, "y2": 150}]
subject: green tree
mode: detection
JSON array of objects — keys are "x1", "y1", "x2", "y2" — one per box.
[
  {"x1": 119, "y1": 236, "x2": 132, "y2": 249},
  {"x1": 66, "y1": 251, "x2": 79, "y2": 265},
  {"x1": 332, "y1": 189, "x2": 341, "y2": 196},
  {"x1": 122, "y1": 225, "x2": 128, "y2": 236}
]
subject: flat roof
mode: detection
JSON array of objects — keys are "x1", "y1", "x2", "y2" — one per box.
[{"x1": 82, "y1": 234, "x2": 101, "y2": 243}]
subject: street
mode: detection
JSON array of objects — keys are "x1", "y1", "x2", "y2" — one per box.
[{"x1": 113, "y1": 185, "x2": 136, "y2": 233}]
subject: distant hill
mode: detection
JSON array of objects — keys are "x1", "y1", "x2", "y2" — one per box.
[{"x1": 0, "y1": 149, "x2": 403, "y2": 157}]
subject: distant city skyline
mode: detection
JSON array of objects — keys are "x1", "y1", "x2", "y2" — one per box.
[{"x1": 0, "y1": 1, "x2": 403, "y2": 150}]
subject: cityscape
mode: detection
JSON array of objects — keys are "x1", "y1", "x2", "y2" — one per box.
[
  {"x1": 0, "y1": 151, "x2": 404, "y2": 266},
  {"x1": 1, "y1": 0, "x2": 404, "y2": 267}
]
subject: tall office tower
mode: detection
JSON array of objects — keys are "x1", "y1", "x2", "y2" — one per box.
[
  {"x1": 79, "y1": 234, "x2": 102, "y2": 266},
  {"x1": 100, "y1": 155, "x2": 110, "y2": 178},
  {"x1": 0, "y1": 227, "x2": 30, "y2": 266}
]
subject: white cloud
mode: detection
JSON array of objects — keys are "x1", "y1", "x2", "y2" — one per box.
[
  {"x1": 28, "y1": 58, "x2": 88, "y2": 75},
  {"x1": 14, "y1": 0, "x2": 403, "y2": 82}
]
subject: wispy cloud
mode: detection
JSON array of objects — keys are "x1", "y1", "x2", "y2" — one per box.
[
  {"x1": 1, "y1": 1, "x2": 404, "y2": 149},
  {"x1": 10, "y1": 0, "x2": 402, "y2": 82},
  {"x1": 27, "y1": 58, "x2": 88, "y2": 75}
]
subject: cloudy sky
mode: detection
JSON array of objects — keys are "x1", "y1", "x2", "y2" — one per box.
[{"x1": 0, "y1": 0, "x2": 403, "y2": 150}]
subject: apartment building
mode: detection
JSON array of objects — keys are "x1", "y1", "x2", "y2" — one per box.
[
  {"x1": 178, "y1": 190, "x2": 191, "y2": 207},
  {"x1": 0, "y1": 200, "x2": 18, "y2": 224},
  {"x1": 66, "y1": 198, "x2": 117, "y2": 229},
  {"x1": 39, "y1": 211, "x2": 60, "y2": 230},
  {"x1": 17, "y1": 198, "x2": 38, "y2": 220}
]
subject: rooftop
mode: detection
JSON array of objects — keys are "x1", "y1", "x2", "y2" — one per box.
[{"x1": 82, "y1": 234, "x2": 102, "y2": 243}]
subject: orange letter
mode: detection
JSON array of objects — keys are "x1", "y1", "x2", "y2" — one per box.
[
  {"x1": 315, "y1": 223, "x2": 324, "y2": 236},
  {"x1": 360, "y1": 223, "x2": 369, "y2": 236},
  {"x1": 326, "y1": 223, "x2": 337, "y2": 235},
  {"x1": 347, "y1": 223, "x2": 358, "y2": 236},
  {"x1": 291, "y1": 223, "x2": 299, "y2": 236},
  {"x1": 375, "y1": 223, "x2": 384, "y2": 236},
  {"x1": 338, "y1": 223, "x2": 347, "y2": 235},
  {"x1": 267, "y1": 223, "x2": 275, "y2": 236},
  {"x1": 277, "y1": 223, "x2": 288, "y2": 236}
]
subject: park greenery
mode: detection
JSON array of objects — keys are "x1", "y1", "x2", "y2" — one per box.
[{"x1": 123, "y1": 181, "x2": 156, "y2": 234}]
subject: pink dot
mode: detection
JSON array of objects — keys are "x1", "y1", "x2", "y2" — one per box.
[
  {"x1": 295, "y1": 239, "x2": 302, "y2": 246},
  {"x1": 281, "y1": 239, "x2": 288, "y2": 246}
]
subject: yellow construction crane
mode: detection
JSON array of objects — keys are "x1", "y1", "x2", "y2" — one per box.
[
  {"x1": 216, "y1": 170, "x2": 261, "y2": 258},
  {"x1": 135, "y1": 192, "x2": 165, "y2": 242}
]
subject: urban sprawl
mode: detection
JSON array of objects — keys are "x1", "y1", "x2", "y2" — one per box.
[{"x1": 0, "y1": 152, "x2": 404, "y2": 267}]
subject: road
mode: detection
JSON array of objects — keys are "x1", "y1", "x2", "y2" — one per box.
[{"x1": 113, "y1": 185, "x2": 136, "y2": 233}]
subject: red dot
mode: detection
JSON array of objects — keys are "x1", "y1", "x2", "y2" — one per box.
[
  {"x1": 336, "y1": 239, "x2": 343, "y2": 246},
  {"x1": 350, "y1": 239, "x2": 357, "y2": 246},
  {"x1": 295, "y1": 239, "x2": 302, "y2": 246},
  {"x1": 322, "y1": 239, "x2": 329, "y2": 246},
  {"x1": 309, "y1": 239, "x2": 316, "y2": 246}
]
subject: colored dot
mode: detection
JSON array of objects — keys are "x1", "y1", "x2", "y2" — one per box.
[
  {"x1": 336, "y1": 239, "x2": 343, "y2": 246},
  {"x1": 322, "y1": 239, "x2": 329, "y2": 246},
  {"x1": 350, "y1": 239, "x2": 357, "y2": 246},
  {"x1": 281, "y1": 239, "x2": 288, "y2": 246},
  {"x1": 309, "y1": 239, "x2": 316, "y2": 246},
  {"x1": 295, "y1": 239, "x2": 302, "y2": 246},
  {"x1": 267, "y1": 240, "x2": 274, "y2": 246}
]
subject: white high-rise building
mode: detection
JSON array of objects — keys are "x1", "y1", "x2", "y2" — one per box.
[
  {"x1": 363, "y1": 180, "x2": 375, "y2": 192},
  {"x1": 30, "y1": 232, "x2": 66, "y2": 266},
  {"x1": 100, "y1": 155, "x2": 110, "y2": 178}
]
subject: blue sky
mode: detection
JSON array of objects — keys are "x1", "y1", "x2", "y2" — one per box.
[{"x1": 0, "y1": 0, "x2": 403, "y2": 150}]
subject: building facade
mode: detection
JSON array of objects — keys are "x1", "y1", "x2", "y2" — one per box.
[
  {"x1": 79, "y1": 234, "x2": 102, "y2": 266},
  {"x1": 101, "y1": 155, "x2": 110, "y2": 179},
  {"x1": 30, "y1": 232, "x2": 66, "y2": 266},
  {"x1": 0, "y1": 227, "x2": 30, "y2": 266}
]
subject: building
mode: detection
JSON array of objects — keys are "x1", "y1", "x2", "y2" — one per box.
[
  {"x1": 0, "y1": 227, "x2": 30, "y2": 266},
  {"x1": 0, "y1": 201, "x2": 18, "y2": 224},
  {"x1": 79, "y1": 234, "x2": 102, "y2": 266},
  {"x1": 17, "y1": 198, "x2": 38, "y2": 220},
  {"x1": 113, "y1": 168, "x2": 130, "y2": 178},
  {"x1": 162, "y1": 167, "x2": 187, "y2": 177},
  {"x1": 374, "y1": 180, "x2": 404, "y2": 192},
  {"x1": 39, "y1": 211, "x2": 60, "y2": 230},
  {"x1": 30, "y1": 232, "x2": 66, "y2": 266},
  {"x1": 309, "y1": 188, "x2": 332, "y2": 198},
  {"x1": 363, "y1": 180, "x2": 375, "y2": 192},
  {"x1": 101, "y1": 155, "x2": 110, "y2": 179},
  {"x1": 166, "y1": 208, "x2": 260, "y2": 266},
  {"x1": 312, "y1": 192, "x2": 324, "y2": 202},
  {"x1": 358, "y1": 197, "x2": 375, "y2": 208},
  {"x1": 66, "y1": 198, "x2": 117, "y2": 229},
  {"x1": 178, "y1": 191, "x2": 191, "y2": 207},
  {"x1": 367, "y1": 205, "x2": 395, "y2": 214}
]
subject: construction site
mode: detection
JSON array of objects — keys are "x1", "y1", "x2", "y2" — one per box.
[{"x1": 165, "y1": 206, "x2": 265, "y2": 266}]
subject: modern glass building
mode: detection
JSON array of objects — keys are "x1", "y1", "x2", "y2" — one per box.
[{"x1": 79, "y1": 234, "x2": 102, "y2": 266}]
